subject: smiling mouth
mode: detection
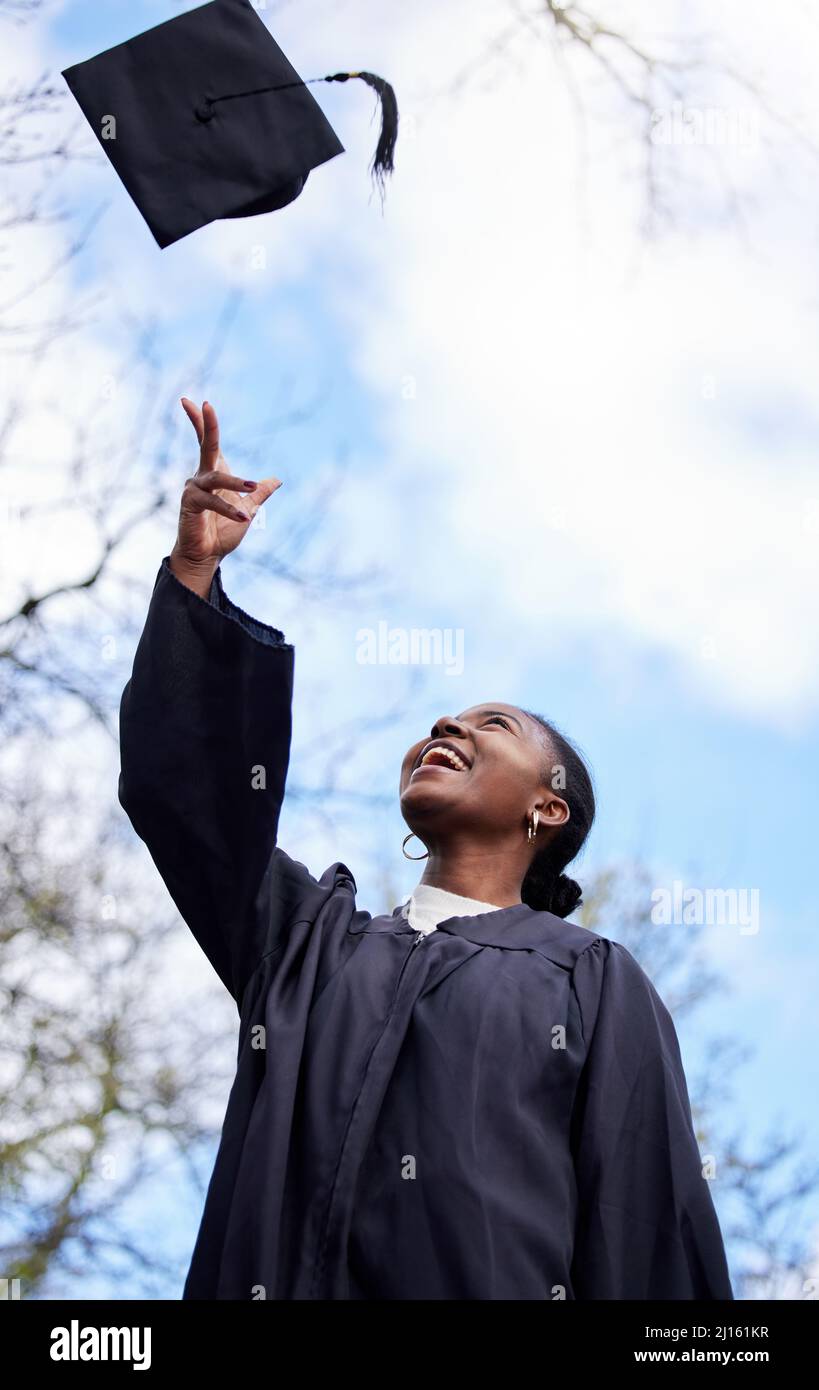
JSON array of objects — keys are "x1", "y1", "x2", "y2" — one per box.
[{"x1": 414, "y1": 744, "x2": 470, "y2": 773}]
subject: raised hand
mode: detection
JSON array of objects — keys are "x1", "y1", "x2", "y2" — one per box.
[{"x1": 170, "y1": 398, "x2": 282, "y2": 596}]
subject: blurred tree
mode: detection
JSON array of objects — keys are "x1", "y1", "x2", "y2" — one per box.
[
  {"x1": 580, "y1": 864, "x2": 819, "y2": 1300},
  {"x1": 0, "y1": 772, "x2": 239, "y2": 1297},
  {"x1": 438, "y1": 0, "x2": 819, "y2": 235}
]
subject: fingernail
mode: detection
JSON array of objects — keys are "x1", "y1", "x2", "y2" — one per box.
[
  {"x1": 243, "y1": 480, "x2": 258, "y2": 489},
  {"x1": 234, "y1": 510, "x2": 249, "y2": 521}
]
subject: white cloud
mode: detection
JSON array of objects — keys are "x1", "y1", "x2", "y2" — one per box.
[
  {"x1": 7, "y1": 0, "x2": 819, "y2": 727},
  {"x1": 297, "y1": 0, "x2": 819, "y2": 727}
]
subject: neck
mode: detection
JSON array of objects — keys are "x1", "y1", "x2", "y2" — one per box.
[{"x1": 417, "y1": 846, "x2": 525, "y2": 908}]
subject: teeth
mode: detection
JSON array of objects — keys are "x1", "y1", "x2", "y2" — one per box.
[{"x1": 420, "y1": 746, "x2": 467, "y2": 771}]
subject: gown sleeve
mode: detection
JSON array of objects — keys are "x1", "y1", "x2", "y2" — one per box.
[
  {"x1": 117, "y1": 554, "x2": 296, "y2": 1005},
  {"x1": 568, "y1": 935, "x2": 734, "y2": 1300}
]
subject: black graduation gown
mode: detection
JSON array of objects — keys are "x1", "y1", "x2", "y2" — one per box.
[{"x1": 117, "y1": 556, "x2": 735, "y2": 1301}]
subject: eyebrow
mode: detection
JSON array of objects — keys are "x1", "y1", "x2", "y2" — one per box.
[{"x1": 459, "y1": 707, "x2": 525, "y2": 730}]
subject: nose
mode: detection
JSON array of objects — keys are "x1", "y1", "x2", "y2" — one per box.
[{"x1": 431, "y1": 714, "x2": 470, "y2": 741}]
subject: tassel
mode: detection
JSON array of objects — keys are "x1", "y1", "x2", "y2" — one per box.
[
  {"x1": 324, "y1": 72, "x2": 399, "y2": 203},
  {"x1": 197, "y1": 70, "x2": 398, "y2": 204}
]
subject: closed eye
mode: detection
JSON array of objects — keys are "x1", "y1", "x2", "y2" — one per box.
[{"x1": 484, "y1": 715, "x2": 512, "y2": 730}]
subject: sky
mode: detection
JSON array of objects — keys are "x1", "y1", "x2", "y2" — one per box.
[{"x1": 4, "y1": 0, "x2": 819, "y2": 1297}]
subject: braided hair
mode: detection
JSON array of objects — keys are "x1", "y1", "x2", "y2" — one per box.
[{"x1": 520, "y1": 712, "x2": 595, "y2": 919}]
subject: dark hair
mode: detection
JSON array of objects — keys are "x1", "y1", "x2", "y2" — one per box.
[{"x1": 519, "y1": 712, "x2": 595, "y2": 919}]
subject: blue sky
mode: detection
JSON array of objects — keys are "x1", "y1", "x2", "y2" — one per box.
[{"x1": 6, "y1": 0, "x2": 819, "y2": 1296}]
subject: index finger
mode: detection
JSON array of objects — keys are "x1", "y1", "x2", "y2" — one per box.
[
  {"x1": 199, "y1": 400, "x2": 220, "y2": 471},
  {"x1": 180, "y1": 396, "x2": 204, "y2": 445}
]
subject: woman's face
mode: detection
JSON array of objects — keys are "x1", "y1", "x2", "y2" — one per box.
[{"x1": 399, "y1": 703, "x2": 567, "y2": 842}]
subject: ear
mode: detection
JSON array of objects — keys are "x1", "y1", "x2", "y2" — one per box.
[{"x1": 534, "y1": 793, "x2": 570, "y2": 829}]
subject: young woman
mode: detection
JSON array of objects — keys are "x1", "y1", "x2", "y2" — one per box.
[{"x1": 118, "y1": 398, "x2": 734, "y2": 1301}]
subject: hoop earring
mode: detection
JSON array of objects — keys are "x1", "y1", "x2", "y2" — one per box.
[
  {"x1": 527, "y1": 809, "x2": 539, "y2": 844},
  {"x1": 402, "y1": 833, "x2": 429, "y2": 861}
]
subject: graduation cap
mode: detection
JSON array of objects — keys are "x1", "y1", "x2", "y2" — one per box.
[{"x1": 61, "y1": 0, "x2": 398, "y2": 249}]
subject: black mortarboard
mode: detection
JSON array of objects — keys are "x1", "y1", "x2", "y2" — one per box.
[{"x1": 62, "y1": 0, "x2": 398, "y2": 249}]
